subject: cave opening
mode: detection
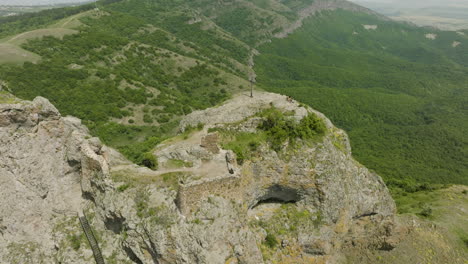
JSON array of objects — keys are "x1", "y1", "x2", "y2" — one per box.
[{"x1": 250, "y1": 185, "x2": 302, "y2": 209}]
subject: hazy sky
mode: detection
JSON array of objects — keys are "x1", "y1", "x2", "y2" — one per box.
[
  {"x1": 1, "y1": 0, "x2": 467, "y2": 7},
  {"x1": 0, "y1": 0, "x2": 94, "y2": 5},
  {"x1": 350, "y1": 0, "x2": 468, "y2": 8}
]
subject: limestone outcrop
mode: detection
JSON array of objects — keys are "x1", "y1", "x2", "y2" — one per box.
[
  {"x1": 0, "y1": 92, "x2": 398, "y2": 264},
  {"x1": 0, "y1": 95, "x2": 121, "y2": 263}
]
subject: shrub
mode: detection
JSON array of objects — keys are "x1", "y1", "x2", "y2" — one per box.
[
  {"x1": 248, "y1": 141, "x2": 260, "y2": 151},
  {"x1": 68, "y1": 234, "x2": 81, "y2": 251},
  {"x1": 157, "y1": 115, "x2": 170, "y2": 123},
  {"x1": 419, "y1": 206, "x2": 432, "y2": 218},
  {"x1": 258, "y1": 107, "x2": 326, "y2": 151},
  {"x1": 118, "y1": 136, "x2": 161, "y2": 163},
  {"x1": 462, "y1": 237, "x2": 468, "y2": 248},
  {"x1": 264, "y1": 233, "x2": 278, "y2": 248},
  {"x1": 387, "y1": 179, "x2": 440, "y2": 194},
  {"x1": 138, "y1": 152, "x2": 158, "y2": 170},
  {"x1": 117, "y1": 183, "x2": 130, "y2": 192},
  {"x1": 197, "y1": 122, "x2": 204, "y2": 130},
  {"x1": 231, "y1": 145, "x2": 246, "y2": 165},
  {"x1": 143, "y1": 114, "x2": 153, "y2": 123}
]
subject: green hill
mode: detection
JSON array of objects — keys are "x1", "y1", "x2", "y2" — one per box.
[
  {"x1": 255, "y1": 9, "x2": 468, "y2": 186},
  {"x1": 0, "y1": 0, "x2": 316, "y2": 166},
  {"x1": 0, "y1": 0, "x2": 466, "y2": 188}
]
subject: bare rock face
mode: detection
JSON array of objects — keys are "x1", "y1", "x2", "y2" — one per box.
[
  {"x1": 0, "y1": 96, "x2": 126, "y2": 263},
  {"x1": 0, "y1": 92, "x2": 398, "y2": 264},
  {"x1": 0, "y1": 97, "x2": 77, "y2": 261},
  {"x1": 167, "y1": 92, "x2": 396, "y2": 263}
]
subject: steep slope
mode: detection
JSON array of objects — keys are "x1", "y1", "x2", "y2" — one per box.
[
  {"x1": 0, "y1": 0, "x2": 466, "y2": 188},
  {"x1": 0, "y1": 93, "x2": 120, "y2": 263},
  {"x1": 255, "y1": 8, "x2": 468, "y2": 186},
  {"x1": 0, "y1": 91, "x2": 398, "y2": 263},
  {"x1": 345, "y1": 185, "x2": 468, "y2": 264},
  {"x1": 3, "y1": 92, "x2": 466, "y2": 264},
  {"x1": 0, "y1": 9, "x2": 90, "y2": 64},
  {"x1": 0, "y1": 0, "x2": 379, "y2": 165}
]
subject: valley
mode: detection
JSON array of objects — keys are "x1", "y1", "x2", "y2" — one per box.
[
  {"x1": 352, "y1": 0, "x2": 468, "y2": 30},
  {"x1": 255, "y1": 8, "x2": 468, "y2": 187},
  {"x1": 0, "y1": 0, "x2": 466, "y2": 263}
]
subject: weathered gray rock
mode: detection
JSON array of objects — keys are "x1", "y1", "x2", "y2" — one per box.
[
  {"x1": 0, "y1": 92, "x2": 398, "y2": 264},
  {"x1": 93, "y1": 91, "x2": 396, "y2": 263},
  {"x1": 0, "y1": 96, "x2": 127, "y2": 263}
]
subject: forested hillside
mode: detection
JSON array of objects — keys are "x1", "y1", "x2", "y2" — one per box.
[
  {"x1": 0, "y1": 0, "x2": 316, "y2": 166},
  {"x1": 0, "y1": 0, "x2": 466, "y2": 188},
  {"x1": 255, "y1": 9, "x2": 468, "y2": 186}
]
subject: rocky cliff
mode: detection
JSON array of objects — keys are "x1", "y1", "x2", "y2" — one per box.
[
  {"x1": 0, "y1": 94, "x2": 113, "y2": 263},
  {"x1": 0, "y1": 91, "x2": 398, "y2": 264}
]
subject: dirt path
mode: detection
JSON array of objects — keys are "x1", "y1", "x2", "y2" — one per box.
[
  {"x1": 112, "y1": 157, "x2": 228, "y2": 181},
  {"x1": 7, "y1": 31, "x2": 29, "y2": 42},
  {"x1": 60, "y1": 15, "x2": 77, "y2": 28}
]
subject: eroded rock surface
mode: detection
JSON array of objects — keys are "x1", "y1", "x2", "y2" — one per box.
[
  {"x1": 0, "y1": 92, "x2": 399, "y2": 264},
  {"x1": 0, "y1": 96, "x2": 122, "y2": 263}
]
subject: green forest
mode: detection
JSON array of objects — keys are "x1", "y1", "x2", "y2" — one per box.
[
  {"x1": 0, "y1": 0, "x2": 466, "y2": 190},
  {"x1": 255, "y1": 10, "x2": 468, "y2": 187},
  {"x1": 0, "y1": 0, "x2": 251, "y2": 166},
  {"x1": 0, "y1": 0, "x2": 316, "y2": 167}
]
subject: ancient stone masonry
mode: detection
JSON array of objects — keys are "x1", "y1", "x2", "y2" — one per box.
[
  {"x1": 174, "y1": 132, "x2": 244, "y2": 215},
  {"x1": 200, "y1": 133, "x2": 220, "y2": 154},
  {"x1": 176, "y1": 174, "x2": 242, "y2": 215}
]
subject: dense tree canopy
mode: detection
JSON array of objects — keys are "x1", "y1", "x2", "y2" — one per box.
[{"x1": 255, "y1": 10, "x2": 468, "y2": 186}]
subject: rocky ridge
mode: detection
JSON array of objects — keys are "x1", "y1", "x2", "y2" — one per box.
[
  {"x1": 273, "y1": 0, "x2": 388, "y2": 39},
  {"x1": 0, "y1": 91, "x2": 400, "y2": 263},
  {"x1": 0, "y1": 94, "x2": 113, "y2": 263}
]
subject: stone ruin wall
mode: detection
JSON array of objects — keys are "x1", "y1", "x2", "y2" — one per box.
[
  {"x1": 175, "y1": 132, "x2": 249, "y2": 215},
  {"x1": 176, "y1": 173, "x2": 243, "y2": 215}
]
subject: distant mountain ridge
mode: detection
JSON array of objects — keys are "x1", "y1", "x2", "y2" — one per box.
[{"x1": 0, "y1": 0, "x2": 95, "y2": 6}]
